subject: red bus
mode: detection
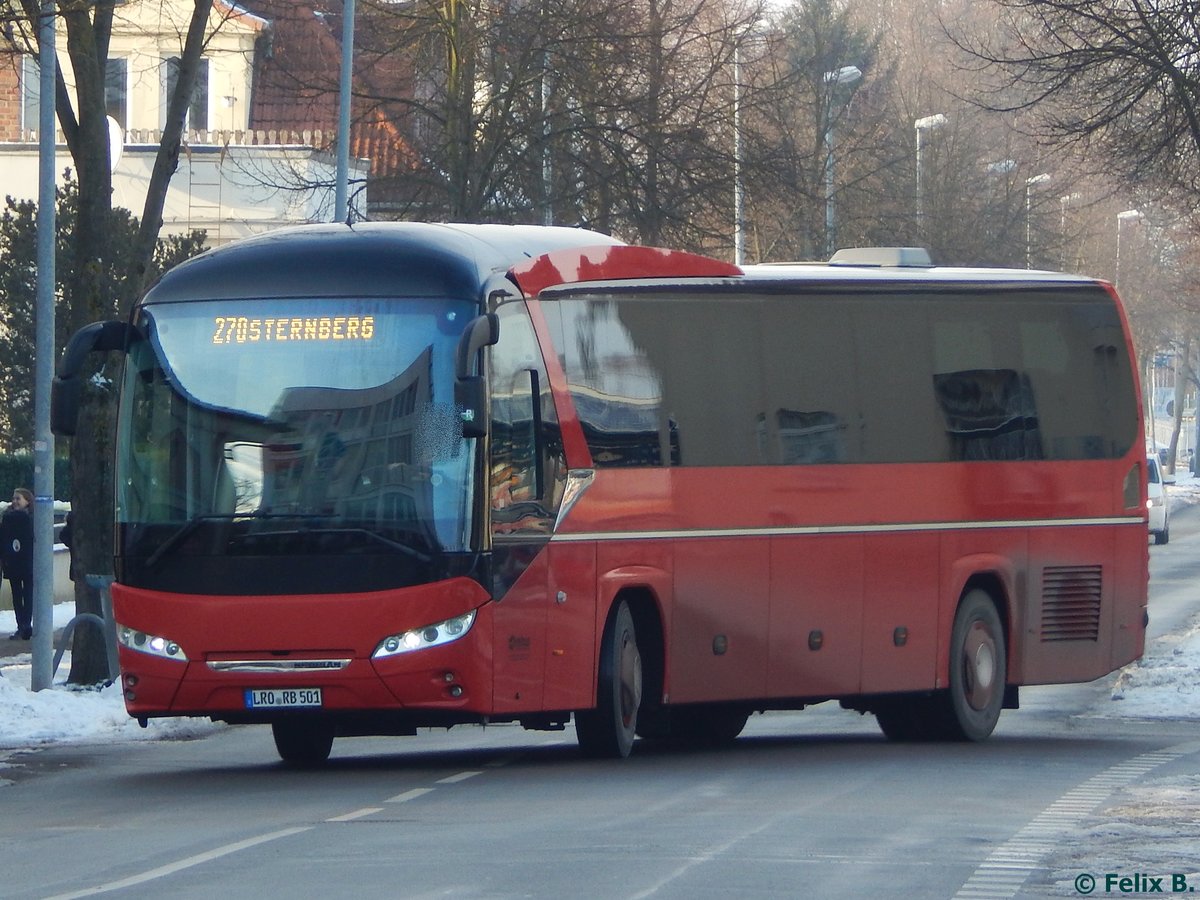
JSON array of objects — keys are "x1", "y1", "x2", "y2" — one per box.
[{"x1": 53, "y1": 224, "x2": 1148, "y2": 763}]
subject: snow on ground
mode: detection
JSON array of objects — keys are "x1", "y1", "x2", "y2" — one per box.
[
  {"x1": 0, "y1": 605, "x2": 221, "y2": 761},
  {"x1": 1, "y1": 475, "x2": 1199, "y2": 757}
]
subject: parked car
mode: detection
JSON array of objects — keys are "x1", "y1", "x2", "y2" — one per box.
[{"x1": 1147, "y1": 455, "x2": 1172, "y2": 545}]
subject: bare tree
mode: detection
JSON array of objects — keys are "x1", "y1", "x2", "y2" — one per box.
[{"x1": 957, "y1": 0, "x2": 1200, "y2": 200}]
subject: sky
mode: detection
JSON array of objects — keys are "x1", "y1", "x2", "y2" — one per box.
[{"x1": 2, "y1": 481, "x2": 1199, "y2": 751}]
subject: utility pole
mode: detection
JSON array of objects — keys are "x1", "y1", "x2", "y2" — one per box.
[{"x1": 31, "y1": 0, "x2": 57, "y2": 690}]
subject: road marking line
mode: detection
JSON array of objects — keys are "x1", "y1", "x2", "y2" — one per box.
[
  {"x1": 43, "y1": 826, "x2": 312, "y2": 900},
  {"x1": 437, "y1": 770, "x2": 483, "y2": 784},
  {"x1": 953, "y1": 742, "x2": 1198, "y2": 899},
  {"x1": 386, "y1": 787, "x2": 434, "y2": 803},
  {"x1": 326, "y1": 807, "x2": 384, "y2": 822}
]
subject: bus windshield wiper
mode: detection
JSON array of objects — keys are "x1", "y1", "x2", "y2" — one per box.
[
  {"x1": 237, "y1": 526, "x2": 435, "y2": 562},
  {"x1": 145, "y1": 514, "x2": 235, "y2": 568},
  {"x1": 144, "y1": 512, "x2": 304, "y2": 567}
]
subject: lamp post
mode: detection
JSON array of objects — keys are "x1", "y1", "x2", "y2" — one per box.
[
  {"x1": 1024, "y1": 172, "x2": 1050, "y2": 268},
  {"x1": 733, "y1": 41, "x2": 744, "y2": 264},
  {"x1": 822, "y1": 64, "x2": 862, "y2": 257},
  {"x1": 1115, "y1": 208, "x2": 1143, "y2": 289},
  {"x1": 335, "y1": 0, "x2": 356, "y2": 222},
  {"x1": 1059, "y1": 193, "x2": 1081, "y2": 269},
  {"x1": 914, "y1": 113, "x2": 947, "y2": 234},
  {"x1": 1115, "y1": 208, "x2": 1148, "y2": 441}
]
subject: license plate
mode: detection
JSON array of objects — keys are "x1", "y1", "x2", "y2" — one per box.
[{"x1": 244, "y1": 688, "x2": 323, "y2": 709}]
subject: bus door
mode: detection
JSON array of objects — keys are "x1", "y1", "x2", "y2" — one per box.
[{"x1": 488, "y1": 301, "x2": 576, "y2": 713}]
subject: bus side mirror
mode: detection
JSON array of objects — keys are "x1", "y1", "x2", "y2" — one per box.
[
  {"x1": 455, "y1": 313, "x2": 499, "y2": 439},
  {"x1": 52, "y1": 321, "x2": 131, "y2": 436}
]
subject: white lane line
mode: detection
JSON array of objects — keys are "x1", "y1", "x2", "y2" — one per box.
[
  {"x1": 326, "y1": 807, "x2": 384, "y2": 822},
  {"x1": 437, "y1": 770, "x2": 483, "y2": 784},
  {"x1": 386, "y1": 787, "x2": 435, "y2": 803},
  {"x1": 43, "y1": 826, "x2": 313, "y2": 900},
  {"x1": 953, "y1": 741, "x2": 1200, "y2": 899}
]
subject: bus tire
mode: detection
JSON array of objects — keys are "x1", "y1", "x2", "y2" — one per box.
[
  {"x1": 874, "y1": 695, "x2": 938, "y2": 741},
  {"x1": 664, "y1": 704, "x2": 751, "y2": 745},
  {"x1": 575, "y1": 600, "x2": 642, "y2": 758},
  {"x1": 272, "y1": 719, "x2": 335, "y2": 765},
  {"x1": 940, "y1": 589, "x2": 1006, "y2": 742}
]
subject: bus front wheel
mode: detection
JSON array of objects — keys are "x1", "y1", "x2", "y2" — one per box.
[
  {"x1": 575, "y1": 600, "x2": 642, "y2": 758},
  {"x1": 272, "y1": 718, "x2": 335, "y2": 765}
]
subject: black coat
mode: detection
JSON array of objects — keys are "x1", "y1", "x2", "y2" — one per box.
[{"x1": 0, "y1": 506, "x2": 33, "y2": 580}]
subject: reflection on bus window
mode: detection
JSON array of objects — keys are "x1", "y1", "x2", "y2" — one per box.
[{"x1": 934, "y1": 369, "x2": 1044, "y2": 461}]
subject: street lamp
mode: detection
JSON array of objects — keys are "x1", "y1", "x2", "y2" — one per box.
[
  {"x1": 1024, "y1": 172, "x2": 1050, "y2": 268},
  {"x1": 823, "y1": 64, "x2": 862, "y2": 256},
  {"x1": 1116, "y1": 207, "x2": 1149, "y2": 441},
  {"x1": 732, "y1": 27, "x2": 764, "y2": 265},
  {"x1": 733, "y1": 41, "x2": 745, "y2": 264},
  {"x1": 335, "y1": 0, "x2": 356, "y2": 222},
  {"x1": 1115, "y1": 208, "x2": 1143, "y2": 289},
  {"x1": 914, "y1": 113, "x2": 947, "y2": 232},
  {"x1": 1060, "y1": 193, "x2": 1081, "y2": 269}
]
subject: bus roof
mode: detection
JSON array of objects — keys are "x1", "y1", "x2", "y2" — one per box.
[
  {"x1": 141, "y1": 222, "x2": 624, "y2": 304},
  {"x1": 738, "y1": 261, "x2": 1103, "y2": 288}
]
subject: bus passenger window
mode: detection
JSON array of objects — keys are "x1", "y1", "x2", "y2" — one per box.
[{"x1": 934, "y1": 369, "x2": 1043, "y2": 461}]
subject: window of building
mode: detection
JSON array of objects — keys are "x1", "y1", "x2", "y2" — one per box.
[
  {"x1": 164, "y1": 56, "x2": 210, "y2": 131},
  {"x1": 20, "y1": 55, "x2": 39, "y2": 134},
  {"x1": 106, "y1": 57, "x2": 128, "y2": 128}
]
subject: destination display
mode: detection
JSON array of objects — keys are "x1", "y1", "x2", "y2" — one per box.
[{"x1": 211, "y1": 314, "x2": 375, "y2": 344}]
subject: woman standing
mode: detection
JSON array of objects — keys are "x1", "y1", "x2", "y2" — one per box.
[{"x1": 3, "y1": 488, "x2": 34, "y2": 640}]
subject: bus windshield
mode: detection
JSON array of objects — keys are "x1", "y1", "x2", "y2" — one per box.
[{"x1": 116, "y1": 296, "x2": 479, "y2": 564}]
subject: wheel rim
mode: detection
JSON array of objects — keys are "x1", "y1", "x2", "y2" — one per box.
[
  {"x1": 618, "y1": 630, "x2": 643, "y2": 729},
  {"x1": 961, "y1": 620, "x2": 998, "y2": 711}
]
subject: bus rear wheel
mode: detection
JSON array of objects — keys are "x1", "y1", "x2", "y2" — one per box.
[
  {"x1": 941, "y1": 589, "x2": 1006, "y2": 741},
  {"x1": 873, "y1": 694, "x2": 940, "y2": 741},
  {"x1": 659, "y1": 704, "x2": 750, "y2": 745},
  {"x1": 272, "y1": 719, "x2": 335, "y2": 765},
  {"x1": 575, "y1": 600, "x2": 642, "y2": 758},
  {"x1": 875, "y1": 590, "x2": 1006, "y2": 742}
]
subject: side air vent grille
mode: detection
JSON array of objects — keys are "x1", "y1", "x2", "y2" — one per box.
[{"x1": 1041, "y1": 565, "x2": 1102, "y2": 642}]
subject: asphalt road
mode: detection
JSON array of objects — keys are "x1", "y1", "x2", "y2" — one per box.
[{"x1": 2, "y1": 514, "x2": 1199, "y2": 900}]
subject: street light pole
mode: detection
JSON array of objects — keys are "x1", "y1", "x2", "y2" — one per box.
[
  {"x1": 31, "y1": 0, "x2": 56, "y2": 691},
  {"x1": 1115, "y1": 208, "x2": 1143, "y2": 289},
  {"x1": 335, "y1": 0, "x2": 355, "y2": 222},
  {"x1": 733, "y1": 41, "x2": 744, "y2": 265},
  {"x1": 823, "y1": 65, "x2": 862, "y2": 257},
  {"x1": 1024, "y1": 173, "x2": 1050, "y2": 268},
  {"x1": 1116, "y1": 208, "x2": 1149, "y2": 443},
  {"x1": 914, "y1": 113, "x2": 947, "y2": 235}
]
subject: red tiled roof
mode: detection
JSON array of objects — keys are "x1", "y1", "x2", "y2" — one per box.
[{"x1": 239, "y1": 1, "x2": 423, "y2": 210}]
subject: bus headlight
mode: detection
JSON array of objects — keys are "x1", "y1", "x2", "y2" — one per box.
[
  {"x1": 373, "y1": 611, "x2": 476, "y2": 658},
  {"x1": 116, "y1": 623, "x2": 188, "y2": 661}
]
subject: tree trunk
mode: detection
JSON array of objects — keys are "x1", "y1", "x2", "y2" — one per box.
[{"x1": 66, "y1": 378, "x2": 118, "y2": 685}]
